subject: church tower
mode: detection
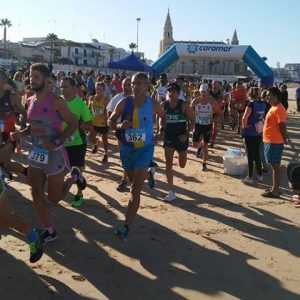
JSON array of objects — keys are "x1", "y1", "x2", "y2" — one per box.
[
  {"x1": 231, "y1": 29, "x2": 239, "y2": 45},
  {"x1": 159, "y1": 9, "x2": 174, "y2": 56}
]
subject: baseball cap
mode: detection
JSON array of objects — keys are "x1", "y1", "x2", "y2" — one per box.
[
  {"x1": 199, "y1": 83, "x2": 209, "y2": 92},
  {"x1": 167, "y1": 82, "x2": 181, "y2": 93}
]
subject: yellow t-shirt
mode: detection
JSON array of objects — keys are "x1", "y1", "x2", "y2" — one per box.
[{"x1": 91, "y1": 95, "x2": 108, "y2": 127}]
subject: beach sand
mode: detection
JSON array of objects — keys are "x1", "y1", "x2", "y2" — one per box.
[{"x1": 0, "y1": 87, "x2": 299, "y2": 300}]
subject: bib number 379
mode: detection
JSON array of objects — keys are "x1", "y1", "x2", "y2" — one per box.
[{"x1": 29, "y1": 147, "x2": 49, "y2": 164}]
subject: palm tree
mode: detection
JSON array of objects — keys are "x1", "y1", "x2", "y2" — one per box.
[
  {"x1": 108, "y1": 46, "x2": 115, "y2": 63},
  {"x1": 129, "y1": 42, "x2": 137, "y2": 53},
  {"x1": 46, "y1": 33, "x2": 59, "y2": 64},
  {"x1": 0, "y1": 19, "x2": 12, "y2": 49}
]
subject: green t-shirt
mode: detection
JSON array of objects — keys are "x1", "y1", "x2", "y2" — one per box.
[{"x1": 63, "y1": 96, "x2": 92, "y2": 147}]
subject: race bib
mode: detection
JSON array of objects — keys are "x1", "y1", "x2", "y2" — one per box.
[
  {"x1": 125, "y1": 129, "x2": 146, "y2": 143},
  {"x1": 196, "y1": 115, "x2": 211, "y2": 125},
  {"x1": 93, "y1": 108, "x2": 103, "y2": 115},
  {"x1": 29, "y1": 147, "x2": 49, "y2": 165},
  {"x1": 65, "y1": 135, "x2": 75, "y2": 143},
  {"x1": 0, "y1": 119, "x2": 4, "y2": 132}
]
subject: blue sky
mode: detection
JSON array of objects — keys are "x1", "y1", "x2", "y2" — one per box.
[{"x1": 1, "y1": 0, "x2": 298, "y2": 68}]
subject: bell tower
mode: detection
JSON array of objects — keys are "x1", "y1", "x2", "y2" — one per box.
[{"x1": 159, "y1": 9, "x2": 174, "y2": 56}]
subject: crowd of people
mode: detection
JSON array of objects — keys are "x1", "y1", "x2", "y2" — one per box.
[{"x1": 0, "y1": 64, "x2": 299, "y2": 263}]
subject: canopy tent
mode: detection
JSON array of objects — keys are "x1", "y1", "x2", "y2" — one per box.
[{"x1": 108, "y1": 52, "x2": 154, "y2": 74}]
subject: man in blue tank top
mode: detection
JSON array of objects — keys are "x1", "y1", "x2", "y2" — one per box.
[{"x1": 108, "y1": 72, "x2": 165, "y2": 241}]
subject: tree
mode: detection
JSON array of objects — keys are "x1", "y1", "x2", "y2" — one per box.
[
  {"x1": 190, "y1": 58, "x2": 198, "y2": 73},
  {"x1": 129, "y1": 42, "x2": 137, "y2": 52},
  {"x1": 108, "y1": 46, "x2": 115, "y2": 63},
  {"x1": 46, "y1": 33, "x2": 59, "y2": 64},
  {"x1": 0, "y1": 19, "x2": 12, "y2": 49},
  {"x1": 65, "y1": 40, "x2": 73, "y2": 68}
]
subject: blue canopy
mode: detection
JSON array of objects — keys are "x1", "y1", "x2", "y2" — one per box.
[{"x1": 108, "y1": 52, "x2": 154, "y2": 74}]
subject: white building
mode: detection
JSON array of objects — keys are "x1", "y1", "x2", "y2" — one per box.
[{"x1": 284, "y1": 63, "x2": 300, "y2": 81}]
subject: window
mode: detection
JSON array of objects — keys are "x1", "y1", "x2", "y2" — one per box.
[
  {"x1": 84, "y1": 49, "x2": 87, "y2": 57},
  {"x1": 75, "y1": 48, "x2": 78, "y2": 54}
]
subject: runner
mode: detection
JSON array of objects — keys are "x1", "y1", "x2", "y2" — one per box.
[
  {"x1": 90, "y1": 81, "x2": 110, "y2": 163},
  {"x1": 160, "y1": 82, "x2": 194, "y2": 201},
  {"x1": 108, "y1": 72, "x2": 165, "y2": 241},
  {"x1": 10, "y1": 63, "x2": 87, "y2": 244},
  {"x1": 107, "y1": 77, "x2": 132, "y2": 191},
  {"x1": 229, "y1": 82, "x2": 247, "y2": 134},
  {"x1": 0, "y1": 69, "x2": 28, "y2": 177},
  {"x1": 60, "y1": 76, "x2": 96, "y2": 207},
  {"x1": 210, "y1": 80, "x2": 223, "y2": 147},
  {"x1": 191, "y1": 83, "x2": 219, "y2": 171},
  {"x1": 0, "y1": 132, "x2": 43, "y2": 263}
]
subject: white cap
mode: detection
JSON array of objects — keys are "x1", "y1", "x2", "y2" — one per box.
[{"x1": 199, "y1": 83, "x2": 209, "y2": 92}]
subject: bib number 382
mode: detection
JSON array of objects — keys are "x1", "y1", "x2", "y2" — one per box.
[
  {"x1": 125, "y1": 129, "x2": 146, "y2": 143},
  {"x1": 29, "y1": 147, "x2": 49, "y2": 164}
]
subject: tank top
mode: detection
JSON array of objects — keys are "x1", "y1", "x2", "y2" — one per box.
[
  {"x1": 242, "y1": 100, "x2": 267, "y2": 137},
  {"x1": 195, "y1": 100, "x2": 214, "y2": 125},
  {"x1": 27, "y1": 92, "x2": 62, "y2": 146},
  {"x1": 0, "y1": 90, "x2": 15, "y2": 134},
  {"x1": 163, "y1": 100, "x2": 187, "y2": 137},
  {"x1": 91, "y1": 95, "x2": 107, "y2": 127},
  {"x1": 120, "y1": 96, "x2": 153, "y2": 148}
]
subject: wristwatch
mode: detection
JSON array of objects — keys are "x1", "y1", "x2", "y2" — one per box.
[{"x1": 53, "y1": 138, "x2": 61, "y2": 146}]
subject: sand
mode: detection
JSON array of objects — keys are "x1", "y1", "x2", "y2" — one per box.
[{"x1": 0, "y1": 87, "x2": 300, "y2": 300}]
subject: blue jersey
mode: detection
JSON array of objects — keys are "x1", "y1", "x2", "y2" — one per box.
[
  {"x1": 242, "y1": 100, "x2": 267, "y2": 137},
  {"x1": 120, "y1": 96, "x2": 154, "y2": 148}
]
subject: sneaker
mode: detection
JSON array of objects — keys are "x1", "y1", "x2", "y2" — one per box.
[
  {"x1": 241, "y1": 176, "x2": 254, "y2": 184},
  {"x1": 29, "y1": 229, "x2": 44, "y2": 263},
  {"x1": 116, "y1": 180, "x2": 128, "y2": 192},
  {"x1": 115, "y1": 225, "x2": 129, "y2": 242},
  {"x1": 71, "y1": 194, "x2": 84, "y2": 208},
  {"x1": 196, "y1": 147, "x2": 202, "y2": 158},
  {"x1": 149, "y1": 160, "x2": 158, "y2": 168},
  {"x1": 92, "y1": 145, "x2": 98, "y2": 154},
  {"x1": 147, "y1": 167, "x2": 156, "y2": 189},
  {"x1": 42, "y1": 229, "x2": 57, "y2": 245},
  {"x1": 202, "y1": 163, "x2": 208, "y2": 171},
  {"x1": 164, "y1": 190, "x2": 176, "y2": 202},
  {"x1": 257, "y1": 175, "x2": 263, "y2": 182},
  {"x1": 71, "y1": 167, "x2": 87, "y2": 190},
  {"x1": 101, "y1": 154, "x2": 108, "y2": 163}
]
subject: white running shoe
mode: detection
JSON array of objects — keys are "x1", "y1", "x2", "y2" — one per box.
[
  {"x1": 241, "y1": 176, "x2": 254, "y2": 184},
  {"x1": 257, "y1": 175, "x2": 263, "y2": 182},
  {"x1": 164, "y1": 190, "x2": 176, "y2": 202}
]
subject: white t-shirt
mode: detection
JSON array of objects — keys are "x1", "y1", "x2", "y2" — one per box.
[
  {"x1": 107, "y1": 92, "x2": 132, "y2": 124},
  {"x1": 156, "y1": 85, "x2": 168, "y2": 103}
]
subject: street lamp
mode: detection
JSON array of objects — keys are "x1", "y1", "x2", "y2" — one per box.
[{"x1": 136, "y1": 17, "x2": 141, "y2": 55}]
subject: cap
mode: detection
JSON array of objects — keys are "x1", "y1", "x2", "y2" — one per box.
[
  {"x1": 199, "y1": 83, "x2": 209, "y2": 92},
  {"x1": 167, "y1": 82, "x2": 181, "y2": 93}
]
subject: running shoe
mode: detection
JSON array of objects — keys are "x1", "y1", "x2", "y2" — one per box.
[
  {"x1": 196, "y1": 147, "x2": 202, "y2": 158},
  {"x1": 202, "y1": 163, "x2": 208, "y2": 171},
  {"x1": 101, "y1": 154, "x2": 108, "y2": 163},
  {"x1": 71, "y1": 194, "x2": 84, "y2": 208},
  {"x1": 164, "y1": 190, "x2": 176, "y2": 202},
  {"x1": 71, "y1": 167, "x2": 87, "y2": 190},
  {"x1": 116, "y1": 180, "x2": 128, "y2": 192},
  {"x1": 29, "y1": 229, "x2": 44, "y2": 263},
  {"x1": 92, "y1": 145, "x2": 98, "y2": 154},
  {"x1": 149, "y1": 160, "x2": 158, "y2": 168},
  {"x1": 147, "y1": 167, "x2": 156, "y2": 189},
  {"x1": 257, "y1": 175, "x2": 263, "y2": 182},
  {"x1": 42, "y1": 229, "x2": 57, "y2": 245},
  {"x1": 241, "y1": 176, "x2": 254, "y2": 184},
  {"x1": 115, "y1": 225, "x2": 129, "y2": 242}
]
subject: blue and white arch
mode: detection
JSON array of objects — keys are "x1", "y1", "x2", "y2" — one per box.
[{"x1": 151, "y1": 43, "x2": 274, "y2": 86}]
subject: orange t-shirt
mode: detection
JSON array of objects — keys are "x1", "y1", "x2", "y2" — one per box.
[
  {"x1": 231, "y1": 89, "x2": 247, "y2": 110},
  {"x1": 263, "y1": 103, "x2": 286, "y2": 144}
]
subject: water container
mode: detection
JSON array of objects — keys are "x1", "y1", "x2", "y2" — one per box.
[{"x1": 223, "y1": 148, "x2": 247, "y2": 176}]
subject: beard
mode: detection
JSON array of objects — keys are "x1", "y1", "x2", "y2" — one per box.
[{"x1": 31, "y1": 82, "x2": 45, "y2": 92}]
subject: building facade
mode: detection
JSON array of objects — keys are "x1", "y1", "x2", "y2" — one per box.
[{"x1": 159, "y1": 10, "x2": 248, "y2": 77}]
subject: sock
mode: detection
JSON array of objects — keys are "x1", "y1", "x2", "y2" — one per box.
[
  {"x1": 44, "y1": 223, "x2": 54, "y2": 235},
  {"x1": 27, "y1": 229, "x2": 39, "y2": 243}
]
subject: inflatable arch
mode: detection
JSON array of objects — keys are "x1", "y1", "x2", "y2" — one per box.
[{"x1": 151, "y1": 43, "x2": 274, "y2": 86}]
